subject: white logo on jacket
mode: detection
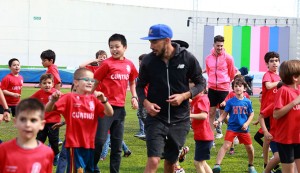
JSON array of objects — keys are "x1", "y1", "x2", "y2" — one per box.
[{"x1": 177, "y1": 64, "x2": 185, "y2": 69}]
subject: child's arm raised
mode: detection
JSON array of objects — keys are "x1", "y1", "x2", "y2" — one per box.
[
  {"x1": 45, "y1": 91, "x2": 61, "y2": 112},
  {"x1": 94, "y1": 91, "x2": 113, "y2": 116},
  {"x1": 273, "y1": 95, "x2": 300, "y2": 119}
]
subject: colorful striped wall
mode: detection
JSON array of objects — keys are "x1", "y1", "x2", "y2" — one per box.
[{"x1": 203, "y1": 25, "x2": 290, "y2": 72}]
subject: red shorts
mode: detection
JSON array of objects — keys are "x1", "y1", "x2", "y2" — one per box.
[
  {"x1": 225, "y1": 130, "x2": 252, "y2": 145},
  {"x1": 258, "y1": 128, "x2": 263, "y2": 134}
]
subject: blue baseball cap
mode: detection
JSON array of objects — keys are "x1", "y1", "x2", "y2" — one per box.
[{"x1": 141, "y1": 24, "x2": 173, "y2": 40}]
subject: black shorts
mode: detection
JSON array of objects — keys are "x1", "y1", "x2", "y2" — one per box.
[
  {"x1": 277, "y1": 143, "x2": 300, "y2": 163},
  {"x1": 145, "y1": 117, "x2": 190, "y2": 164},
  {"x1": 0, "y1": 105, "x2": 16, "y2": 117},
  {"x1": 194, "y1": 140, "x2": 213, "y2": 161},
  {"x1": 208, "y1": 89, "x2": 228, "y2": 109}
]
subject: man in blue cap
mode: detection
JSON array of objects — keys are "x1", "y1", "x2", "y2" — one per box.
[{"x1": 137, "y1": 24, "x2": 206, "y2": 173}]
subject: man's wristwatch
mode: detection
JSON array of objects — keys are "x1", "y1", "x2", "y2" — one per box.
[{"x1": 4, "y1": 109, "x2": 11, "y2": 113}]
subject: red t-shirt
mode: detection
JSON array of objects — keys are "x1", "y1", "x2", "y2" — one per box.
[
  {"x1": 54, "y1": 93, "x2": 105, "y2": 148},
  {"x1": 260, "y1": 102, "x2": 277, "y2": 136},
  {"x1": 273, "y1": 85, "x2": 300, "y2": 144},
  {"x1": 260, "y1": 71, "x2": 281, "y2": 117},
  {"x1": 31, "y1": 88, "x2": 61, "y2": 123},
  {"x1": 46, "y1": 64, "x2": 61, "y2": 88},
  {"x1": 0, "y1": 73, "x2": 23, "y2": 106},
  {"x1": 191, "y1": 94, "x2": 214, "y2": 141},
  {"x1": 94, "y1": 57, "x2": 138, "y2": 107},
  {"x1": 224, "y1": 91, "x2": 250, "y2": 102},
  {"x1": 0, "y1": 138, "x2": 54, "y2": 173}
]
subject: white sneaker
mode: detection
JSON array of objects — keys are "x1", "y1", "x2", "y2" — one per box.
[{"x1": 215, "y1": 133, "x2": 223, "y2": 139}]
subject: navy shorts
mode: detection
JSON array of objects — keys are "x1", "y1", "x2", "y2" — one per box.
[
  {"x1": 145, "y1": 117, "x2": 190, "y2": 164},
  {"x1": 208, "y1": 89, "x2": 228, "y2": 109},
  {"x1": 277, "y1": 143, "x2": 300, "y2": 163},
  {"x1": 66, "y1": 147, "x2": 94, "y2": 172},
  {"x1": 194, "y1": 140, "x2": 213, "y2": 161},
  {"x1": 270, "y1": 141, "x2": 278, "y2": 153}
]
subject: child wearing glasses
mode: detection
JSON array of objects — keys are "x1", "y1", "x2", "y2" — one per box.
[{"x1": 45, "y1": 68, "x2": 113, "y2": 172}]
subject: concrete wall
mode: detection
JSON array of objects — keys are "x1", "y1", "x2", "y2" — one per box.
[{"x1": 0, "y1": 0, "x2": 298, "y2": 69}]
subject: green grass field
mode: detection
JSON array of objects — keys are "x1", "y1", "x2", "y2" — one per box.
[{"x1": 0, "y1": 87, "x2": 267, "y2": 173}]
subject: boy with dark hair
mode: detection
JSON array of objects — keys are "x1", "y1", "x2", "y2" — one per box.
[
  {"x1": 31, "y1": 73, "x2": 61, "y2": 165},
  {"x1": 0, "y1": 98, "x2": 54, "y2": 172},
  {"x1": 93, "y1": 33, "x2": 139, "y2": 173},
  {"x1": 0, "y1": 58, "x2": 23, "y2": 117},
  {"x1": 46, "y1": 68, "x2": 113, "y2": 172},
  {"x1": 273, "y1": 60, "x2": 300, "y2": 173},
  {"x1": 258, "y1": 51, "x2": 281, "y2": 169},
  {"x1": 41, "y1": 49, "x2": 62, "y2": 90},
  {"x1": 212, "y1": 77, "x2": 257, "y2": 173}
]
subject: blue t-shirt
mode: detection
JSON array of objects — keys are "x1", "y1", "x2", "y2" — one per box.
[{"x1": 224, "y1": 96, "x2": 253, "y2": 133}]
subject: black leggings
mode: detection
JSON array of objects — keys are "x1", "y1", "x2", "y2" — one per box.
[{"x1": 254, "y1": 131, "x2": 264, "y2": 147}]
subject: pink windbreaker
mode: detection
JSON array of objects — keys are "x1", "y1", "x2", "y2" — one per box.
[{"x1": 205, "y1": 48, "x2": 236, "y2": 91}]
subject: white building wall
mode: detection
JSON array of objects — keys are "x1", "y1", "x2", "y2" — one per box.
[{"x1": 0, "y1": 0, "x2": 298, "y2": 69}]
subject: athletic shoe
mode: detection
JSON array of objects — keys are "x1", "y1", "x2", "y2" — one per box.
[
  {"x1": 58, "y1": 139, "x2": 63, "y2": 146},
  {"x1": 229, "y1": 149, "x2": 235, "y2": 155},
  {"x1": 100, "y1": 157, "x2": 106, "y2": 161},
  {"x1": 174, "y1": 165, "x2": 185, "y2": 173},
  {"x1": 123, "y1": 150, "x2": 132, "y2": 157},
  {"x1": 215, "y1": 133, "x2": 223, "y2": 139},
  {"x1": 134, "y1": 132, "x2": 146, "y2": 138},
  {"x1": 178, "y1": 146, "x2": 189, "y2": 162},
  {"x1": 212, "y1": 165, "x2": 221, "y2": 173},
  {"x1": 248, "y1": 166, "x2": 257, "y2": 173}
]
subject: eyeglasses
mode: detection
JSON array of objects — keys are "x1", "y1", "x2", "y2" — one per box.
[{"x1": 76, "y1": 77, "x2": 96, "y2": 83}]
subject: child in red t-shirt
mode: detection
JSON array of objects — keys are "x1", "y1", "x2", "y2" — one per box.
[
  {"x1": 273, "y1": 60, "x2": 300, "y2": 173},
  {"x1": 0, "y1": 98, "x2": 54, "y2": 172},
  {"x1": 190, "y1": 87, "x2": 214, "y2": 173},
  {"x1": 258, "y1": 52, "x2": 281, "y2": 168},
  {"x1": 46, "y1": 68, "x2": 113, "y2": 172},
  {"x1": 30, "y1": 73, "x2": 61, "y2": 165},
  {"x1": 40, "y1": 49, "x2": 62, "y2": 90},
  {"x1": 93, "y1": 33, "x2": 139, "y2": 172},
  {"x1": 0, "y1": 58, "x2": 23, "y2": 117}
]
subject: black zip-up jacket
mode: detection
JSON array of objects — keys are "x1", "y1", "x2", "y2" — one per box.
[{"x1": 136, "y1": 43, "x2": 206, "y2": 124}]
